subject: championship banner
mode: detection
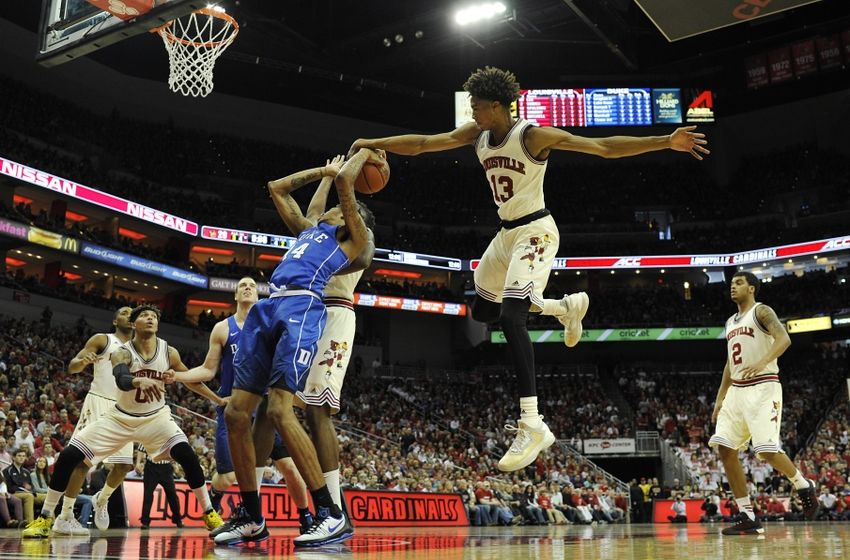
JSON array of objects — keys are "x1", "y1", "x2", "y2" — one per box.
[
  {"x1": 583, "y1": 438, "x2": 635, "y2": 454},
  {"x1": 635, "y1": 0, "x2": 824, "y2": 42},
  {"x1": 0, "y1": 155, "x2": 198, "y2": 235},
  {"x1": 123, "y1": 481, "x2": 468, "y2": 528},
  {"x1": 490, "y1": 327, "x2": 725, "y2": 344}
]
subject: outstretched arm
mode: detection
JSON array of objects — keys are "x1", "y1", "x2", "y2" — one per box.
[
  {"x1": 306, "y1": 155, "x2": 345, "y2": 223},
  {"x1": 526, "y1": 125, "x2": 710, "y2": 160},
  {"x1": 167, "y1": 346, "x2": 226, "y2": 407},
  {"x1": 349, "y1": 122, "x2": 480, "y2": 157},
  {"x1": 169, "y1": 321, "x2": 227, "y2": 384},
  {"x1": 68, "y1": 333, "x2": 108, "y2": 374},
  {"x1": 267, "y1": 160, "x2": 344, "y2": 236},
  {"x1": 334, "y1": 149, "x2": 376, "y2": 260},
  {"x1": 740, "y1": 305, "x2": 791, "y2": 379}
]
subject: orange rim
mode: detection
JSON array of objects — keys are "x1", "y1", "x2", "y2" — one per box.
[{"x1": 151, "y1": 7, "x2": 239, "y2": 48}]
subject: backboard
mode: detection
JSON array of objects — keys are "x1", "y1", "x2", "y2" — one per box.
[{"x1": 37, "y1": 0, "x2": 207, "y2": 66}]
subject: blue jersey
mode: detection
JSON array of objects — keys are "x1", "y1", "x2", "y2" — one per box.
[
  {"x1": 270, "y1": 222, "x2": 350, "y2": 295},
  {"x1": 218, "y1": 315, "x2": 240, "y2": 398}
]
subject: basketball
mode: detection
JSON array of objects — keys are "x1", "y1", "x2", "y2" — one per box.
[{"x1": 354, "y1": 160, "x2": 390, "y2": 195}]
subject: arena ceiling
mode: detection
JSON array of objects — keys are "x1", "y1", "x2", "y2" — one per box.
[{"x1": 2, "y1": 0, "x2": 850, "y2": 128}]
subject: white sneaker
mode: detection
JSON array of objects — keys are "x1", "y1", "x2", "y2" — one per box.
[
  {"x1": 497, "y1": 416, "x2": 556, "y2": 472},
  {"x1": 52, "y1": 515, "x2": 90, "y2": 537},
  {"x1": 294, "y1": 509, "x2": 352, "y2": 548},
  {"x1": 213, "y1": 516, "x2": 268, "y2": 545},
  {"x1": 557, "y1": 292, "x2": 589, "y2": 347},
  {"x1": 91, "y1": 491, "x2": 110, "y2": 531}
]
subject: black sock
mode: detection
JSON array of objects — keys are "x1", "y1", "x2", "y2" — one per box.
[
  {"x1": 298, "y1": 507, "x2": 312, "y2": 523},
  {"x1": 311, "y1": 486, "x2": 341, "y2": 518},
  {"x1": 240, "y1": 490, "x2": 262, "y2": 523}
]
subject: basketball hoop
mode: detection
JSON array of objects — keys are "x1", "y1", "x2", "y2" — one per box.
[{"x1": 152, "y1": 7, "x2": 238, "y2": 98}]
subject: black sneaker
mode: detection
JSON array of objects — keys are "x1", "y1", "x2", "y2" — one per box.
[
  {"x1": 721, "y1": 512, "x2": 764, "y2": 535},
  {"x1": 299, "y1": 510, "x2": 314, "y2": 535},
  {"x1": 797, "y1": 479, "x2": 820, "y2": 521},
  {"x1": 210, "y1": 505, "x2": 249, "y2": 540}
]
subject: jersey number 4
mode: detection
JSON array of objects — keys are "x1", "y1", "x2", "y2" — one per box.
[
  {"x1": 289, "y1": 243, "x2": 309, "y2": 259},
  {"x1": 489, "y1": 175, "x2": 514, "y2": 203}
]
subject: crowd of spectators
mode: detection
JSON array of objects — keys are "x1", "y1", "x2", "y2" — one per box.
[{"x1": 2, "y1": 74, "x2": 849, "y2": 262}]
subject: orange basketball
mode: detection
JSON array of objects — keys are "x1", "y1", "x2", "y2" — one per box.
[{"x1": 354, "y1": 160, "x2": 390, "y2": 195}]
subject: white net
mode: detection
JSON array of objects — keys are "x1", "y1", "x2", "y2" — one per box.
[{"x1": 156, "y1": 8, "x2": 238, "y2": 98}]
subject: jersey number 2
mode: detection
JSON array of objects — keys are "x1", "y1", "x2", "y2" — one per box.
[
  {"x1": 489, "y1": 175, "x2": 514, "y2": 203},
  {"x1": 731, "y1": 342, "x2": 743, "y2": 365}
]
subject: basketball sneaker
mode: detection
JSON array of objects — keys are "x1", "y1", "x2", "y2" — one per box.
[
  {"x1": 557, "y1": 292, "x2": 589, "y2": 348},
  {"x1": 497, "y1": 416, "x2": 556, "y2": 472},
  {"x1": 210, "y1": 505, "x2": 247, "y2": 539},
  {"x1": 721, "y1": 512, "x2": 764, "y2": 535},
  {"x1": 797, "y1": 479, "x2": 820, "y2": 520},
  {"x1": 22, "y1": 515, "x2": 53, "y2": 538},
  {"x1": 293, "y1": 507, "x2": 351, "y2": 548},
  {"x1": 91, "y1": 491, "x2": 110, "y2": 531},
  {"x1": 213, "y1": 515, "x2": 268, "y2": 545},
  {"x1": 299, "y1": 509, "x2": 315, "y2": 535},
  {"x1": 52, "y1": 515, "x2": 90, "y2": 537},
  {"x1": 203, "y1": 509, "x2": 224, "y2": 531}
]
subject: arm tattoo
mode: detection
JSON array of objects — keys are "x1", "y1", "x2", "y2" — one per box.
[
  {"x1": 111, "y1": 348, "x2": 131, "y2": 366},
  {"x1": 291, "y1": 170, "x2": 323, "y2": 189},
  {"x1": 756, "y1": 305, "x2": 785, "y2": 337}
]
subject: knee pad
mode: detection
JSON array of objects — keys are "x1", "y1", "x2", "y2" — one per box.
[
  {"x1": 50, "y1": 446, "x2": 87, "y2": 491},
  {"x1": 472, "y1": 297, "x2": 501, "y2": 323},
  {"x1": 169, "y1": 442, "x2": 205, "y2": 489}
]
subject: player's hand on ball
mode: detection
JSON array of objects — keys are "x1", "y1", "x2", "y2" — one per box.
[
  {"x1": 670, "y1": 126, "x2": 710, "y2": 161},
  {"x1": 364, "y1": 148, "x2": 386, "y2": 165},
  {"x1": 323, "y1": 155, "x2": 345, "y2": 178},
  {"x1": 347, "y1": 139, "x2": 368, "y2": 158}
]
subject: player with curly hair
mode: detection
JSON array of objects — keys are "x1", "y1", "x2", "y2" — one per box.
[{"x1": 349, "y1": 66, "x2": 709, "y2": 472}]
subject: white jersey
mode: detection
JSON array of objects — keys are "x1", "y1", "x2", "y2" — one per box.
[
  {"x1": 475, "y1": 118, "x2": 548, "y2": 221},
  {"x1": 324, "y1": 270, "x2": 363, "y2": 301},
  {"x1": 117, "y1": 338, "x2": 170, "y2": 416},
  {"x1": 725, "y1": 303, "x2": 779, "y2": 381},
  {"x1": 89, "y1": 333, "x2": 125, "y2": 400}
]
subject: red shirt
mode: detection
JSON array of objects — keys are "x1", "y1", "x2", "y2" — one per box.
[
  {"x1": 475, "y1": 489, "x2": 494, "y2": 503},
  {"x1": 538, "y1": 495, "x2": 552, "y2": 510}
]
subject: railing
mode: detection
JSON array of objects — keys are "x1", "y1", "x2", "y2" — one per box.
[
  {"x1": 635, "y1": 431, "x2": 661, "y2": 455},
  {"x1": 1, "y1": 332, "x2": 66, "y2": 372},
  {"x1": 659, "y1": 438, "x2": 698, "y2": 488}
]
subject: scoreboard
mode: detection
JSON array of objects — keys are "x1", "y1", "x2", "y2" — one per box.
[
  {"x1": 456, "y1": 87, "x2": 713, "y2": 128},
  {"x1": 583, "y1": 88, "x2": 652, "y2": 126}
]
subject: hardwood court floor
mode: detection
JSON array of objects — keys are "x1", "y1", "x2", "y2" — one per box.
[{"x1": 0, "y1": 523, "x2": 846, "y2": 559}]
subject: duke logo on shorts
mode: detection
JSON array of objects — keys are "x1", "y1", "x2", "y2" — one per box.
[{"x1": 233, "y1": 222, "x2": 349, "y2": 395}]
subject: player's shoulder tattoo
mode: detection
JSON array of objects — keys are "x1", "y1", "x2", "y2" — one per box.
[{"x1": 755, "y1": 304, "x2": 783, "y2": 334}]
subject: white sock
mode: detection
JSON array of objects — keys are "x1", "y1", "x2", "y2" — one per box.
[
  {"x1": 323, "y1": 470, "x2": 342, "y2": 509},
  {"x1": 60, "y1": 495, "x2": 76, "y2": 520},
  {"x1": 192, "y1": 485, "x2": 212, "y2": 512},
  {"x1": 520, "y1": 397, "x2": 541, "y2": 427},
  {"x1": 789, "y1": 469, "x2": 810, "y2": 490},
  {"x1": 40, "y1": 488, "x2": 64, "y2": 517},
  {"x1": 541, "y1": 298, "x2": 567, "y2": 317},
  {"x1": 735, "y1": 496, "x2": 755, "y2": 521},
  {"x1": 256, "y1": 467, "x2": 266, "y2": 495},
  {"x1": 98, "y1": 482, "x2": 118, "y2": 505}
]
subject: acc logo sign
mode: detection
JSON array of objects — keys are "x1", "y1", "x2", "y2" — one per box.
[
  {"x1": 613, "y1": 258, "x2": 642, "y2": 267},
  {"x1": 823, "y1": 236, "x2": 850, "y2": 250}
]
